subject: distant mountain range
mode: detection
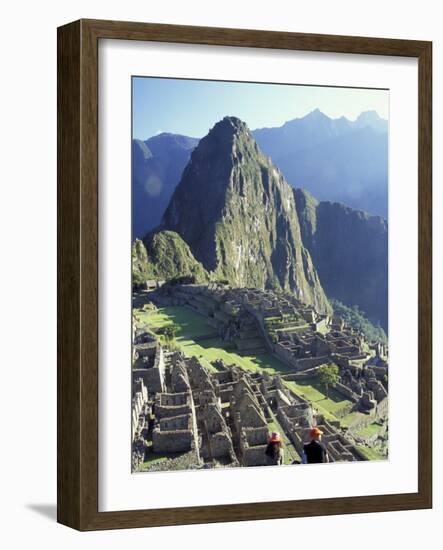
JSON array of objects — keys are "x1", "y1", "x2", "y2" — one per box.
[
  {"x1": 133, "y1": 116, "x2": 388, "y2": 331},
  {"x1": 132, "y1": 109, "x2": 388, "y2": 238},
  {"x1": 254, "y1": 110, "x2": 388, "y2": 221},
  {"x1": 132, "y1": 133, "x2": 198, "y2": 238}
]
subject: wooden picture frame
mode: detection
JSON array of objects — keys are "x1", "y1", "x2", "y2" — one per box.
[{"x1": 57, "y1": 19, "x2": 432, "y2": 531}]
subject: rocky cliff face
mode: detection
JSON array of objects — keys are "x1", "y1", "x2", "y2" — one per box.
[
  {"x1": 294, "y1": 188, "x2": 388, "y2": 330},
  {"x1": 160, "y1": 117, "x2": 331, "y2": 314}
]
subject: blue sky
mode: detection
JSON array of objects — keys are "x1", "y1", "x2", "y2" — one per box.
[{"x1": 132, "y1": 77, "x2": 388, "y2": 140}]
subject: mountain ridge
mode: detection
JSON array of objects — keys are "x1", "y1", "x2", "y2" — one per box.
[
  {"x1": 159, "y1": 116, "x2": 332, "y2": 314},
  {"x1": 132, "y1": 109, "x2": 388, "y2": 238},
  {"x1": 294, "y1": 188, "x2": 388, "y2": 330},
  {"x1": 133, "y1": 115, "x2": 388, "y2": 329},
  {"x1": 132, "y1": 133, "x2": 199, "y2": 238}
]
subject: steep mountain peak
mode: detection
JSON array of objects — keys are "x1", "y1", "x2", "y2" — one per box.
[
  {"x1": 303, "y1": 108, "x2": 326, "y2": 120},
  {"x1": 214, "y1": 115, "x2": 248, "y2": 131},
  {"x1": 356, "y1": 110, "x2": 382, "y2": 122},
  {"x1": 177, "y1": 116, "x2": 260, "y2": 186},
  {"x1": 160, "y1": 116, "x2": 331, "y2": 314},
  {"x1": 282, "y1": 109, "x2": 329, "y2": 129},
  {"x1": 355, "y1": 110, "x2": 388, "y2": 133},
  {"x1": 204, "y1": 116, "x2": 251, "y2": 147}
]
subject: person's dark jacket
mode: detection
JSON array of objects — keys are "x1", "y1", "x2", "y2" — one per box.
[
  {"x1": 303, "y1": 440, "x2": 328, "y2": 463},
  {"x1": 265, "y1": 441, "x2": 283, "y2": 464}
]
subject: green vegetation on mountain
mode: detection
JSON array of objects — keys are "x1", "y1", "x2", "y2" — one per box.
[
  {"x1": 330, "y1": 299, "x2": 387, "y2": 344},
  {"x1": 143, "y1": 231, "x2": 209, "y2": 282},
  {"x1": 132, "y1": 232, "x2": 209, "y2": 284},
  {"x1": 161, "y1": 116, "x2": 331, "y2": 314},
  {"x1": 132, "y1": 238, "x2": 155, "y2": 285},
  {"x1": 144, "y1": 230, "x2": 208, "y2": 282}
]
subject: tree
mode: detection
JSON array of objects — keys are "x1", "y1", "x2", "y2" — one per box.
[
  {"x1": 163, "y1": 324, "x2": 177, "y2": 342},
  {"x1": 317, "y1": 363, "x2": 340, "y2": 398}
]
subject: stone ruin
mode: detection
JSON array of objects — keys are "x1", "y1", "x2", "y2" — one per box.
[
  {"x1": 131, "y1": 377, "x2": 150, "y2": 470},
  {"x1": 155, "y1": 283, "x2": 388, "y2": 413},
  {"x1": 133, "y1": 339, "x2": 166, "y2": 394},
  {"x1": 131, "y1": 283, "x2": 389, "y2": 470},
  {"x1": 131, "y1": 334, "x2": 368, "y2": 471}
]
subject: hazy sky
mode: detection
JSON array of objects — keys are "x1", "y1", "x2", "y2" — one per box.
[{"x1": 133, "y1": 77, "x2": 389, "y2": 140}]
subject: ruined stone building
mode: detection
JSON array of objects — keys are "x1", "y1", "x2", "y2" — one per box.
[
  {"x1": 133, "y1": 340, "x2": 166, "y2": 393},
  {"x1": 131, "y1": 283, "x2": 388, "y2": 471}
]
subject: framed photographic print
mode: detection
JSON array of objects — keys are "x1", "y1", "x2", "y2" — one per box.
[{"x1": 57, "y1": 19, "x2": 432, "y2": 530}]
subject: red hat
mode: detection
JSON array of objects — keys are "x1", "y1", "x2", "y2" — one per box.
[
  {"x1": 269, "y1": 431, "x2": 281, "y2": 442},
  {"x1": 309, "y1": 427, "x2": 324, "y2": 439}
]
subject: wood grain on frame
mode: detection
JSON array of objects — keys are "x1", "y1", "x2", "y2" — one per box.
[{"x1": 57, "y1": 19, "x2": 432, "y2": 531}]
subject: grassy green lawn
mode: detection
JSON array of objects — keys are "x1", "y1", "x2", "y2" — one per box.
[
  {"x1": 135, "y1": 306, "x2": 215, "y2": 339},
  {"x1": 354, "y1": 422, "x2": 383, "y2": 439},
  {"x1": 136, "y1": 306, "x2": 291, "y2": 375},
  {"x1": 283, "y1": 378, "x2": 353, "y2": 422},
  {"x1": 340, "y1": 411, "x2": 376, "y2": 429},
  {"x1": 177, "y1": 336, "x2": 291, "y2": 375},
  {"x1": 355, "y1": 445, "x2": 386, "y2": 461},
  {"x1": 340, "y1": 411, "x2": 363, "y2": 427}
]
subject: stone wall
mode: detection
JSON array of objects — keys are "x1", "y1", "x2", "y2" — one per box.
[
  {"x1": 274, "y1": 343, "x2": 330, "y2": 372},
  {"x1": 155, "y1": 392, "x2": 192, "y2": 419},
  {"x1": 296, "y1": 355, "x2": 331, "y2": 371},
  {"x1": 218, "y1": 384, "x2": 235, "y2": 403},
  {"x1": 242, "y1": 426, "x2": 268, "y2": 446},
  {"x1": 210, "y1": 432, "x2": 235, "y2": 459},
  {"x1": 276, "y1": 406, "x2": 311, "y2": 453},
  {"x1": 334, "y1": 381, "x2": 359, "y2": 403},
  {"x1": 233, "y1": 395, "x2": 267, "y2": 428},
  {"x1": 376, "y1": 396, "x2": 389, "y2": 419},
  {"x1": 170, "y1": 362, "x2": 191, "y2": 392},
  {"x1": 133, "y1": 367, "x2": 165, "y2": 394},
  {"x1": 152, "y1": 412, "x2": 197, "y2": 453},
  {"x1": 132, "y1": 342, "x2": 166, "y2": 394},
  {"x1": 158, "y1": 413, "x2": 190, "y2": 431},
  {"x1": 152, "y1": 429, "x2": 194, "y2": 454},
  {"x1": 274, "y1": 343, "x2": 299, "y2": 368},
  {"x1": 132, "y1": 378, "x2": 148, "y2": 439},
  {"x1": 241, "y1": 444, "x2": 269, "y2": 466},
  {"x1": 327, "y1": 439, "x2": 355, "y2": 462}
]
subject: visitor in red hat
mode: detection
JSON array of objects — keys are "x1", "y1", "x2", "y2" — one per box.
[
  {"x1": 302, "y1": 427, "x2": 329, "y2": 464},
  {"x1": 265, "y1": 431, "x2": 284, "y2": 465}
]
